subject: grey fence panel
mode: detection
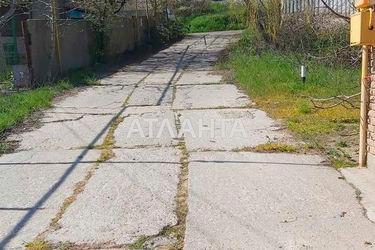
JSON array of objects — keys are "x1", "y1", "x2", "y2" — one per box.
[{"x1": 283, "y1": 0, "x2": 356, "y2": 15}]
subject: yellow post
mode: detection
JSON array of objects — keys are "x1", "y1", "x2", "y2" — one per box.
[{"x1": 359, "y1": 45, "x2": 370, "y2": 167}]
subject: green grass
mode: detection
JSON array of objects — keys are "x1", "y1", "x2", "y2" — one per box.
[
  {"x1": 0, "y1": 70, "x2": 97, "y2": 134},
  {"x1": 187, "y1": 14, "x2": 244, "y2": 33},
  {"x1": 25, "y1": 240, "x2": 52, "y2": 250},
  {"x1": 182, "y1": 2, "x2": 245, "y2": 33},
  {"x1": 224, "y1": 30, "x2": 360, "y2": 168},
  {"x1": 0, "y1": 69, "x2": 13, "y2": 90},
  {"x1": 236, "y1": 142, "x2": 299, "y2": 153}
]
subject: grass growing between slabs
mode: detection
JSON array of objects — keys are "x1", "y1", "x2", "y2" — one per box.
[
  {"x1": 0, "y1": 70, "x2": 98, "y2": 153},
  {"x1": 222, "y1": 31, "x2": 361, "y2": 168}
]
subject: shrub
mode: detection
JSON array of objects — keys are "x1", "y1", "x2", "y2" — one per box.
[
  {"x1": 0, "y1": 69, "x2": 13, "y2": 90},
  {"x1": 151, "y1": 19, "x2": 185, "y2": 47},
  {"x1": 188, "y1": 13, "x2": 244, "y2": 33},
  {"x1": 182, "y1": 2, "x2": 246, "y2": 33},
  {"x1": 243, "y1": 0, "x2": 357, "y2": 67},
  {"x1": 175, "y1": 0, "x2": 211, "y2": 17}
]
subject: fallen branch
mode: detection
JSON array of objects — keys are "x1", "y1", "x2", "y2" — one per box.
[{"x1": 308, "y1": 93, "x2": 360, "y2": 109}]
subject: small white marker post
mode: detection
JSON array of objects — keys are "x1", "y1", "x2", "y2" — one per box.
[{"x1": 300, "y1": 65, "x2": 306, "y2": 83}]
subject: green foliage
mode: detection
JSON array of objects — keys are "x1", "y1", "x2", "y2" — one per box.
[
  {"x1": 0, "y1": 70, "x2": 97, "y2": 134},
  {"x1": 0, "y1": 69, "x2": 12, "y2": 90},
  {"x1": 182, "y1": 2, "x2": 246, "y2": 33},
  {"x1": 151, "y1": 19, "x2": 185, "y2": 47},
  {"x1": 187, "y1": 13, "x2": 244, "y2": 33},
  {"x1": 0, "y1": 88, "x2": 54, "y2": 134},
  {"x1": 210, "y1": 2, "x2": 228, "y2": 14},
  {"x1": 224, "y1": 30, "x2": 360, "y2": 168}
]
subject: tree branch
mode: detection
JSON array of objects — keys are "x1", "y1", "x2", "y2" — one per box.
[
  {"x1": 308, "y1": 93, "x2": 360, "y2": 109},
  {"x1": 0, "y1": 0, "x2": 17, "y2": 27},
  {"x1": 320, "y1": 0, "x2": 350, "y2": 22},
  {"x1": 113, "y1": 0, "x2": 128, "y2": 14}
]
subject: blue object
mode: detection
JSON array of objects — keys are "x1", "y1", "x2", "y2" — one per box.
[{"x1": 67, "y1": 9, "x2": 85, "y2": 19}]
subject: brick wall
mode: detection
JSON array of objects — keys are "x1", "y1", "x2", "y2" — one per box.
[{"x1": 367, "y1": 50, "x2": 375, "y2": 166}]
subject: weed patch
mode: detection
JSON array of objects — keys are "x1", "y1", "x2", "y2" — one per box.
[
  {"x1": 236, "y1": 142, "x2": 299, "y2": 153},
  {"x1": 0, "y1": 70, "x2": 98, "y2": 135},
  {"x1": 25, "y1": 240, "x2": 52, "y2": 250},
  {"x1": 224, "y1": 30, "x2": 360, "y2": 168}
]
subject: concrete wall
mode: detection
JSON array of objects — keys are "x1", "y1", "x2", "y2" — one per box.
[
  {"x1": 59, "y1": 21, "x2": 94, "y2": 71},
  {"x1": 27, "y1": 19, "x2": 54, "y2": 83},
  {"x1": 0, "y1": 36, "x2": 27, "y2": 64},
  {"x1": 106, "y1": 16, "x2": 148, "y2": 59},
  {"x1": 28, "y1": 17, "x2": 150, "y2": 83}
]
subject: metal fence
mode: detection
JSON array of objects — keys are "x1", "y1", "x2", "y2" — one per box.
[{"x1": 283, "y1": 0, "x2": 356, "y2": 16}]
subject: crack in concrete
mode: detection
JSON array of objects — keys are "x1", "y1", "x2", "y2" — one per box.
[
  {"x1": 24, "y1": 34, "x2": 234, "y2": 250},
  {"x1": 56, "y1": 100, "x2": 123, "y2": 109},
  {"x1": 124, "y1": 35, "x2": 221, "y2": 250},
  {"x1": 45, "y1": 111, "x2": 118, "y2": 116},
  {"x1": 26, "y1": 69, "x2": 157, "y2": 248},
  {"x1": 168, "y1": 112, "x2": 191, "y2": 250},
  {"x1": 338, "y1": 172, "x2": 375, "y2": 224},
  {"x1": 175, "y1": 82, "x2": 224, "y2": 87},
  {"x1": 42, "y1": 115, "x2": 85, "y2": 124},
  {"x1": 172, "y1": 105, "x2": 255, "y2": 112}
]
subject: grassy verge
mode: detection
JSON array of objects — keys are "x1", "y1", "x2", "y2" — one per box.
[
  {"x1": 181, "y1": 2, "x2": 245, "y2": 33},
  {"x1": 0, "y1": 68, "x2": 13, "y2": 90},
  {"x1": 0, "y1": 70, "x2": 98, "y2": 152},
  {"x1": 223, "y1": 31, "x2": 360, "y2": 168}
]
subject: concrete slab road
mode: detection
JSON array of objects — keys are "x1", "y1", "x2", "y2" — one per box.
[{"x1": 1, "y1": 31, "x2": 375, "y2": 250}]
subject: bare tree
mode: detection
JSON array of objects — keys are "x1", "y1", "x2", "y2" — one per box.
[
  {"x1": 0, "y1": 0, "x2": 16, "y2": 27},
  {"x1": 0, "y1": 0, "x2": 17, "y2": 73}
]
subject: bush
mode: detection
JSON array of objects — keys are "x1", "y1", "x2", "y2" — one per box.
[
  {"x1": 188, "y1": 13, "x2": 244, "y2": 33},
  {"x1": 175, "y1": 0, "x2": 211, "y2": 17},
  {"x1": 244, "y1": 0, "x2": 357, "y2": 67},
  {"x1": 182, "y1": 2, "x2": 246, "y2": 33},
  {"x1": 276, "y1": 14, "x2": 358, "y2": 67},
  {"x1": 0, "y1": 69, "x2": 13, "y2": 90},
  {"x1": 151, "y1": 19, "x2": 185, "y2": 47}
]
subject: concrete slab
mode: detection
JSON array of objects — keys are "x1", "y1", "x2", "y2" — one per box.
[
  {"x1": 115, "y1": 107, "x2": 178, "y2": 148},
  {"x1": 127, "y1": 84, "x2": 173, "y2": 106},
  {"x1": 177, "y1": 71, "x2": 222, "y2": 85},
  {"x1": 185, "y1": 151, "x2": 375, "y2": 249},
  {"x1": 100, "y1": 72, "x2": 148, "y2": 86},
  {"x1": 341, "y1": 167, "x2": 375, "y2": 222},
  {"x1": 0, "y1": 149, "x2": 100, "y2": 249},
  {"x1": 185, "y1": 61, "x2": 215, "y2": 72},
  {"x1": 9, "y1": 114, "x2": 114, "y2": 150},
  {"x1": 144, "y1": 72, "x2": 178, "y2": 85},
  {"x1": 55, "y1": 85, "x2": 133, "y2": 111},
  {"x1": 173, "y1": 85, "x2": 250, "y2": 110},
  {"x1": 47, "y1": 148, "x2": 180, "y2": 246},
  {"x1": 46, "y1": 107, "x2": 119, "y2": 115},
  {"x1": 42, "y1": 112, "x2": 86, "y2": 123},
  {"x1": 179, "y1": 109, "x2": 287, "y2": 151}
]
